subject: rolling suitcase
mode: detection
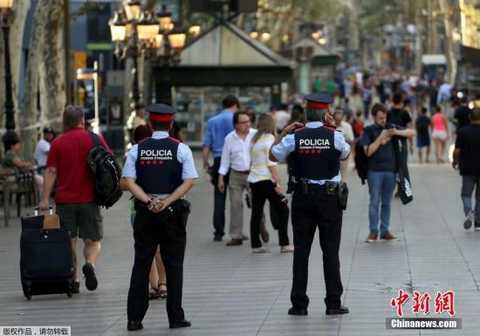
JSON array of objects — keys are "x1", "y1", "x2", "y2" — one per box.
[{"x1": 20, "y1": 208, "x2": 75, "y2": 300}]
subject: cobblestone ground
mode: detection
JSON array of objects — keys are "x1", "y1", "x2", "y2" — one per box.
[{"x1": 0, "y1": 160, "x2": 478, "y2": 336}]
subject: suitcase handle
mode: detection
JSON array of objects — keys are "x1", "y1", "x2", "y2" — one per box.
[{"x1": 34, "y1": 206, "x2": 54, "y2": 216}]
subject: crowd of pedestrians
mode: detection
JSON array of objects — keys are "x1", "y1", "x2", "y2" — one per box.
[
  {"x1": 203, "y1": 100, "x2": 294, "y2": 252},
  {"x1": 1, "y1": 70, "x2": 478, "y2": 331}
]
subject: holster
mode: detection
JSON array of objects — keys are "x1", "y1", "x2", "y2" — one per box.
[
  {"x1": 337, "y1": 182, "x2": 349, "y2": 210},
  {"x1": 286, "y1": 175, "x2": 295, "y2": 194}
]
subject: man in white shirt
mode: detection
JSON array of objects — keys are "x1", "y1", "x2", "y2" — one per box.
[
  {"x1": 218, "y1": 111, "x2": 257, "y2": 246},
  {"x1": 34, "y1": 127, "x2": 55, "y2": 171}
]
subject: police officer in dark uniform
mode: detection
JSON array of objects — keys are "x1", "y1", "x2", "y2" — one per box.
[
  {"x1": 269, "y1": 93, "x2": 351, "y2": 316},
  {"x1": 122, "y1": 104, "x2": 198, "y2": 331}
]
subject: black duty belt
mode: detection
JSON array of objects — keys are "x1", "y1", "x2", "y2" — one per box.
[
  {"x1": 134, "y1": 198, "x2": 191, "y2": 217},
  {"x1": 294, "y1": 181, "x2": 339, "y2": 195}
]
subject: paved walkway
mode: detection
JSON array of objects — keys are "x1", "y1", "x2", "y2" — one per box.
[{"x1": 0, "y1": 161, "x2": 478, "y2": 336}]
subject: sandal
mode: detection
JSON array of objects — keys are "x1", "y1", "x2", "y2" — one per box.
[
  {"x1": 148, "y1": 287, "x2": 162, "y2": 300},
  {"x1": 158, "y1": 283, "x2": 167, "y2": 299}
]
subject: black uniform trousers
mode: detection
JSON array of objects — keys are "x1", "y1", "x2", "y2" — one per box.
[
  {"x1": 127, "y1": 204, "x2": 188, "y2": 324},
  {"x1": 290, "y1": 187, "x2": 343, "y2": 309}
]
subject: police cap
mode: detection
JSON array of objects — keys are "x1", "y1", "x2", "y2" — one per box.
[
  {"x1": 303, "y1": 92, "x2": 333, "y2": 110},
  {"x1": 146, "y1": 103, "x2": 176, "y2": 123}
]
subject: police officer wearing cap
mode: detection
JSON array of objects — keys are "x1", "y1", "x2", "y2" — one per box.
[
  {"x1": 122, "y1": 104, "x2": 198, "y2": 331},
  {"x1": 269, "y1": 92, "x2": 351, "y2": 316}
]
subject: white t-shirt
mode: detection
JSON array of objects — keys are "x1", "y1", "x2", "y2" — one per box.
[
  {"x1": 34, "y1": 139, "x2": 50, "y2": 167},
  {"x1": 248, "y1": 133, "x2": 277, "y2": 183}
]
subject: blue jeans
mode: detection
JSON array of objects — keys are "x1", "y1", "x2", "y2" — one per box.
[{"x1": 367, "y1": 171, "x2": 396, "y2": 234}]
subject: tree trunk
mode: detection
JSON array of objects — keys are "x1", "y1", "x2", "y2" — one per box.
[
  {"x1": 0, "y1": 1, "x2": 30, "y2": 134},
  {"x1": 439, "y1": 0, "x2": 457, "y2": 84},
  {"x1": 23, "y1": 0, "x2": 66, "y2": 158}
]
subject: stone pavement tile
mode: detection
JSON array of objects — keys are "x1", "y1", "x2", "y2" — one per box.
[{"x1": 420, "y1": 332, "x2": 464, "y2": 336}]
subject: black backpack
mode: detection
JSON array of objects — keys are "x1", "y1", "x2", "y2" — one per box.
[{"x1": 87, "y1": 132, "x2": 123, "y2": 208}]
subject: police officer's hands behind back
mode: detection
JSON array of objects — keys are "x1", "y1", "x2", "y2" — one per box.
[{"x1": 148, "y1": 197, "x2": 172, "y2": 213}]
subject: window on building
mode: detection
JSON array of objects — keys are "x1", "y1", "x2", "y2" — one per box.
[{"x1": 87, "y1": 4, "x2": 111, "y2": 43}]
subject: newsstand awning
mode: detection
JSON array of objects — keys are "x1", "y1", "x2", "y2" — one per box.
[{"x1": 151, "y1": 21, "x2": 293, "y2": 88}]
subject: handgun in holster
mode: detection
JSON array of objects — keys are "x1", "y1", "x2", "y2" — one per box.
[
  {"x1": 300, "y1": 179, "x2": 309, "y2": 194},
  {"x1": 287, "y1": 175, "x2": 295, "y2": 194},
  {"x1": 337, "y1": 182, "x2": 349, "y2": 210}
]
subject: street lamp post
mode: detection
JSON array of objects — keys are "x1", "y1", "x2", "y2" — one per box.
[
  {"x1": 0, "y1": 0, "x2": 16, "y2": 131},
  {"x1": 109, "y1": 1, "x2": 187, "y2": 108}
]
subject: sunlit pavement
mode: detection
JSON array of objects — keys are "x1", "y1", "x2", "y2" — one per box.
[{"x1": 0, "y1": 158, "x2": 478, "y2": 336}]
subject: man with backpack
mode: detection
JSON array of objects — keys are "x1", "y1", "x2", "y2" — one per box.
[{"x1": 39, "y1": 106, "x2": 112, "y2": 294}]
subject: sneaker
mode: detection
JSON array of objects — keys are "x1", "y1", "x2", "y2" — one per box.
[
  {"x1": 82, "y1": 262, "x2": 98, "y2": 291},
  {"x1": 464, "y1": 211, "x2": 474, "y2": 230},
  {"x1": 475, "y1": 222, "x2": 480, "y2": 231},
  {"x1": 280, "y1": 245, "x2": 294, "y2": 253},
  {"x1": 380, "y1": 231, "x2": 397, "y2": 241},
  {"x1": 252, "y1": 247, "x2": 269, "y2": 254},
  {"x1": 366, "y1": 232, "x2": 378, "y2": 243}
]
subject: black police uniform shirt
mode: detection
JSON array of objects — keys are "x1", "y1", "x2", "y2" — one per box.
[
  {"x1": 271, "y1": 121, "x2": 351, "y2": 184},
  {"x1": 122, "y1": 131, "x2": 198, "y2": 194}
]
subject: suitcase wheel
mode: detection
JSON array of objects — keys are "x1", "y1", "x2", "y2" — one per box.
[{"x1": 66, "y1": 280, "x2": 74, "y2": 298}]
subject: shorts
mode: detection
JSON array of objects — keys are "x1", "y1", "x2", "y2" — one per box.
[
  {"x1": 56, "y1": 203, "x2": 103, "y2": 241},
  {"x1": 432, "y1": 130, "x2": 448, "y2": 141},
  {"x1": 416, "y1": 136, "x2": 430, "y2": 148}
]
